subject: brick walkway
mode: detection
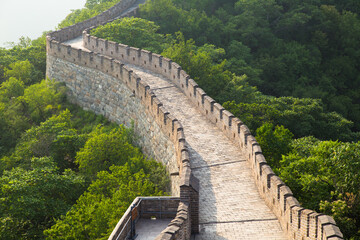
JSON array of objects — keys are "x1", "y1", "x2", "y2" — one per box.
[
  {"x1": 136, "y1": 219, "x2": 173, "y2": 240},
  {"x1": 65, "y1": 35, "x2": 287, "y2": 240},
  {"x1": 128, "y1": 66, "x2": 287, "y2": 240}
]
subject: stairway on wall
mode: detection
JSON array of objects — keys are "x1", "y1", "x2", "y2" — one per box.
[{"x1": 64, "y1": 38, "x2": 288, "y2": 239}]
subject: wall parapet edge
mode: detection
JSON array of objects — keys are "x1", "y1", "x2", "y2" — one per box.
[
  {"x1": 80, "y1": 20, "x2": 343, "y2": 240},
  {"x1": 108, "y1": 197, "x2": 181, "y2": 240},
  {"x1": 47, "y1": 37, "x2": 199, "y2": 238},
  {"x1": 47, "y1": 0, "x2": 137, "y2": 43},
  {"x1": 46, "y1": 0, "x2": 343, "y2": 238},
  {"x1": 47, "y1": 2, "x2": 198, "y2": 239}
]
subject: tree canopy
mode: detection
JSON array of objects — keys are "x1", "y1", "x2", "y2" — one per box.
[
  {"x1": 139, "y1": 0, "x2": 360, "y2": 133},
  {"x1": 44, "y1": 162, "x2": 166, "y2": 239},
  {"x1": 0, "y1": 23, "x2": 169, "y2": 239},
  {"x1": 90, "y1": 1, "x2": 360, "y2": 237},
  {"x1": 2, "y1": 0, "x2": 360, "y2": 238}
]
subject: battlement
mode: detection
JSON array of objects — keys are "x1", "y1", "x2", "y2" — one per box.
[
  {"x1": 46, "y1": 0, "x2": 343, "y2": 239},
  {"x1": 48, "y1": 0, "x2": 137, "y2": 42},
  {"x1": 109, "y1": 197, "x2": 182, "y2": 240},
  {"x1": 79, "y1": 25, "x2": 342, "y2": 240}
]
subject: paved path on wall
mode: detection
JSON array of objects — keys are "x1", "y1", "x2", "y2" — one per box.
[
  {"x1": 65, "y1": 41, "x2": 287, "y2": 240},
  {"x1": 128, "y1": 65, "x2": 287, "y2": 240},
  {"x1": 118, "y1": 0, "x2": 146, "y2": 17},
  {"x1": 136, "y1": 219, "x2": 173, "y2": 240}
]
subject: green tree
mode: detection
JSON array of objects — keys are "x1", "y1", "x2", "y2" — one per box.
[
  {"x1": 139, "y1": 0, "x2": 223, "y2": 46},
  {"x1": 19, "y1": 79, "x2": 66, "y2": 124},
  {"x1": 0, "y1": 110, "x2": 86, "y2": 172},
  {"x1": 223, "y1": 100, "x2": 279, "y2": 132},
  {"x1": 4, "y1": 60, "x2": 34, "y2": 85},
  {"x1": 223, "y1": 97, "x2": 358, "y2": 141},
  {"x1": 0, "y1": 78, "x2": 27, "y2": 156},
  {"x1": 0, "y1": 77, "x2": 25, "y2": 102},
  {"x1": 75, "y1": 126, "x2": 141, "y2": 179},
  {"x1": 162, "y1": 33, "x2": 228, "y2": 98},
  {"x1": 58, "y1": 0, "x2": 120, "y2": 28},
  {"x1": 0, "y1": 79, "x2": 66, "y2": 157},
  {"x1": 172, "y1": 0, "x2": 218, "y2": 14},
  {"x1": 0, "y1": 157, "x2": 85, "y2": 239},
  {"x1": 0, "y1": 35, "x2": 46, "y2": 84},
  {"x1": 255, "y1": 123, "x2": 293, "y2": 168},
  {"x1": 224, "y1": 40, "x2": 263, "y2": 87},
  {"x1": 91, "y1": 17, "x2": 168, "y2": 53},
  {"x1": 85, "y1": 0, "x2": 116, "y2": 9},
  {"x1": 44, "y1": 163, "x2": 166, "y2": 239},
  {"x1": 279, "y1": 138, "x2": 360, "y2": 239}
]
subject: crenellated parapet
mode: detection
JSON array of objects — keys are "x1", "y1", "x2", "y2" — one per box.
[
  {"x1": 79, "y1": 26, "x2": 343, "y2": 240},
  {"x1": 47, "y1": 1, "x2": 198, "y2": 239},
  {"x1": 48, "y1": 0, "x2": 137, "y2": 42},
  {"x1": 46, "y1": 0, "x2": 343, "y2": 239}
]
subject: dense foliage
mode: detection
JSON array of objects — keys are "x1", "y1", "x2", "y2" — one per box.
[
  {"x1": 89, "y1": 1, "x2": 360, "y2": 237},
  {"x1": 44, "y1": 162, "x2": 166, "y2": 239},
  {"x1": 140, "y1": 0, "x2": 360, "y2": 133},
  {"x1": 0, "y1": 36, "x2": 46, "y2": 85},
  {"x1": 2, "y1": 0, "x2": 360, "y2": 238},
  {"x1": 279, "y1": 138, "x2": 360, "y2": 238},
  {"x1": 57, "y1": 0, "x2": 122, "y2": 29},
  {"x1": 0, "y1": 157, "x2": 85, "y2": 239},
  {"x1": 0, "y1": 29, "x2": 168, "y2": 239},
  {"x1": 91, "y1": 17, "x2": 169, "y2": 53}
]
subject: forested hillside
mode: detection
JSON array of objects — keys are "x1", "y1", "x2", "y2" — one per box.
[
  {"x1": 1, "y1": 0, "x2": 360, "y2": 239},
  {"x1": 138, "y1": 1, "x2": 359, "y2": 238},
  {"x1": 0, "y1": 36, "x2": 168, "y2": 239},
  {"x1": 138, "y1": 1, "x2": 360, "y2": 237},
  {"x1": 91, "y1": 0, "x2": 360, "y2": 238}
]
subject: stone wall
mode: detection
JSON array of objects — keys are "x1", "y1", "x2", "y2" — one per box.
[
  {"x1": 46, "y1": 0, "x2": 343, "y2": 239},
  {"x1": 46, "y1": 55, "x2": 180, "y2": 195},
  {"x1": 80, "y1": 22, "x2": 343, "y2": 240},
  {"x1": 49, "y1": 0, "x2": 137, "y2": 42},
  {"x1": 109, "y1": 197, "x2": 181, "y2": 240},
  {"x1": 46, "y1": 1, "x2": 199, "y2": 238},
  {"x1": 46, "y1": 42, "x2": 199, "y2": 237}
]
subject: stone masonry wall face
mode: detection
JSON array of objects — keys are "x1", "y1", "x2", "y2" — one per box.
[
  {"x1": 46, "y1": 1, "x2": 197, "y2": 239},
  {"x1": 45, "y1": 0, "x2": 343, "y2": 238},
  {"x1": 47, "y1": 55, "x2": 180, "y2": 196},
  {"x1": 79, "y1": 27, "x2": 344, "y2": 240}
]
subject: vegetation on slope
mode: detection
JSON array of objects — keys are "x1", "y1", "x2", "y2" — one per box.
[
  {"x1": 140, "y1": 0, "x2": 360, "y2": 133},
  {"x1": 0, "y1": 35, "x2": 168, "y2": 239},
  {"x1": 1, "y1": 0, "x2": 360, "y2": 238},
  {"x1": 90, "y1": 1, "x2": 360, "y2": 237},
  {"x1": 57, "y1": 0, "x2": 124, "y2": 29}
]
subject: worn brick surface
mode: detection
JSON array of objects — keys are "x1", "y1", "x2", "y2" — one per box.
[
  {"x1": 62, "y1": 38, "x2": 288, "y2": 239},
  {"x1": 128, "y1": 66, "x2": 287, "y2": 240},
  {"x1": 136, "y1": 219, "x2": 173, "y2": 240},
  {"x1": 49, "y1": 0, "x2": 345, "y2": 237}
]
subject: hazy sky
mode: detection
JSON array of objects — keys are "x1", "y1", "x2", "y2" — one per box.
[{"x1": 0, "y1": 0, "x2": 86, "y2": 47}]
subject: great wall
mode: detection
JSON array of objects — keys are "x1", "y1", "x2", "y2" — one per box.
[{"x1": 46, "y1": 0, "x2": 344, "y2": 239}]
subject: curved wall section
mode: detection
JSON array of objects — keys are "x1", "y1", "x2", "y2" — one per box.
[
  {"x1": 46, "y1": 1, "x2": 199, "y2": 239},
  {"x1": 49, "y1": 0, "x2": 137, "y2": 42},
  {"x1": 81, "y1": 21, "x2": 344, "y2": 240},
  {"x1": 46, "y1": 41, "x2": 199, "y2": 239},
  {"x1": 46, "y1": 0, "x2": 343, "y2": 239},
  {"x1": 46, "y1": 54, "x2": 180, "y2": 194}
]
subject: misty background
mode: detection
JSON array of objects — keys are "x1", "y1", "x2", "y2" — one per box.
[{"x1": 0, "y1": 0, "x2": 86, "y2": 47}]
